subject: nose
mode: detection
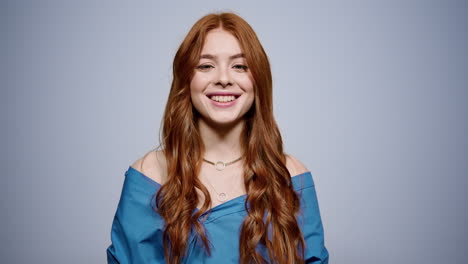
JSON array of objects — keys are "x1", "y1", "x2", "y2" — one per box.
[{"x1": 215, "y1": 66, "x2": 233, "y2": 88}]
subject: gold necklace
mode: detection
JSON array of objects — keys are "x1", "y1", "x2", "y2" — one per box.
[
  {"x1": 202, "y1": 156, "x2": 242, "y2": 201},
  {"x1": 202, "y1": 156, "x2": 242, "y2": 171},
  {"x1": 203, "y1": 177, "x2": 232, "y2": 202}
]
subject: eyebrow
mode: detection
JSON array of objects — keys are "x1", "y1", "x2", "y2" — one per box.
[{"x1": 199, "y1": 53, "x2": 245, "y2": 60}]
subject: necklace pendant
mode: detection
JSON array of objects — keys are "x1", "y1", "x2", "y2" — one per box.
[
  {"x1": 214, "y1": 161, "x2": 226, "y2": 171},
  {"x1": 217, "y1": 192, "x2": 228, "y2": 202}
]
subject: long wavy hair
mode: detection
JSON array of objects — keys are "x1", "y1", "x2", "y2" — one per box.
[{"x1": 153, "y1": 12, "x2": 305, "y2": 264}]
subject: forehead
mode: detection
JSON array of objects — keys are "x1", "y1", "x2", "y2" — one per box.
[{"x1": 201, "y1": 29, "x2": 243, "y2": 56}]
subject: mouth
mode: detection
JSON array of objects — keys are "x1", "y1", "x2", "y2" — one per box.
[
  {"x1": 205, "y1": 93, "x2": 241, "y2": 107},
  {"x1": 206, "y1": 94, "x2": 241, "y2": 103}
]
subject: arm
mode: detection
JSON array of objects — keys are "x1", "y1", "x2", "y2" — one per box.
[
  {"x1": 300, "y1": 179, "x2": 329, "y2": 264},
  {"x1": 300, "y1": 177, "x2": 329, "y2": 264},
  {"x1": 106, "y1": 175, "x2": 134, "y2": 264},
  {"x1": 286, "y1": 154, "x2": 329, "y2": 263},
  {"x1": 106, "y1": 215, "x2": 129, "y2": 264},
  {"x1": 106, "y1": 163, "x2": 166, "y2": 263}
]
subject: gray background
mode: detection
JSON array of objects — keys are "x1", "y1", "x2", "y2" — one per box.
[{"x1": 2, "y1": 0, "x2": 467, "y2": 263}]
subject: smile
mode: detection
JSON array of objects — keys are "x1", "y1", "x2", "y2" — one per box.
[
  {"x1": 206, "y1": 94, "x2": 240, "y2": 107},
  {"x1": 210, "y1": 95, "x2": 237, "y2": 102}
]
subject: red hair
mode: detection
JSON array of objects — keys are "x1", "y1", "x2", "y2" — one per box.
[{"x1": 154, "y1": 12, "x2": 305, "y2": 263}]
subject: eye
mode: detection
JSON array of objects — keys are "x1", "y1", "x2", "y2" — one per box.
[
  {"x1": 233, "y1": 64, "x2": 248, "y2": 71},
  {"x1": 196, "y1": 64, "x2": 214, "y2": 71}
]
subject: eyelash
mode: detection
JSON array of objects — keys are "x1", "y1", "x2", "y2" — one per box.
[
  {"x1": 196, "y1": 65, "x2": 213, "y2": 70},
  {"x1": 196, "y1": 64, "x2": 248, "y2": 71},
  {"x1": 234, "y1": 65, "x2": 248, "y2": 70}
]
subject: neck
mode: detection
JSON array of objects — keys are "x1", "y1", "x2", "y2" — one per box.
[{"x1": 197, "y1": 118, "x2": 244, "y2": 162}]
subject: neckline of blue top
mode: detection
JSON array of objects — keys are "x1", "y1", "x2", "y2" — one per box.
[{"x1": 126, "y1": 165, "x2": 315, "y2": 218}]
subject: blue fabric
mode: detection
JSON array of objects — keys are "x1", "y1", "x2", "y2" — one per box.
[{"x1": 107, "y1": 166, "x2": 329, "y2": 263}]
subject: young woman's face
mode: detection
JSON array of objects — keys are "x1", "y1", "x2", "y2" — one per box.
[{"x1": 190, "y1": 28, "x2": 255, "y2": 127}]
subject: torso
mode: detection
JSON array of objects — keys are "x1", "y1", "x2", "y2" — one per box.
[
  {"x1": 196, "y1": 160, "x2": 246, "y2": 209},
  {"x1": 134, "y1": 149, "x2": 307, "y2": 210}
]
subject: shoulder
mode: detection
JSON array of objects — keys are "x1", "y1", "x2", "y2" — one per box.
[
  {"x1": 285, "y1": 153, "x2": 309, "y2": 177},
  {"x1": 131, "y1": 149, "x2": 167, "y2": 185}
]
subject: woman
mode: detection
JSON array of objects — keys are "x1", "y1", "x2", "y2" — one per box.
[{"x1": 107, "y1": 12, "x2": 329, "y2": 264}]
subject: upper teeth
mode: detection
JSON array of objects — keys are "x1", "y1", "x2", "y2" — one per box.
[{"x1": 210, "y1": 95, "x2": 236, "y2": 102}]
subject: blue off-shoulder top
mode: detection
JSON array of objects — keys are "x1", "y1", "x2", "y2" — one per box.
[{"x1": 106, "y1": 166, "x2": 329, "y2": 263}]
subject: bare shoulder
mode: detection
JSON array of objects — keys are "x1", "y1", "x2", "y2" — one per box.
[
  {"x1": 131, "y1": 149, "x2": 167, "y2": 185},
  {"x1": 285, "y1": 153, "x2": 309, "y2": 177}
]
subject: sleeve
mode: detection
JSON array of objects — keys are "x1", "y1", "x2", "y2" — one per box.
[
  {"x1": 106, "y1": 214, "x2": 129, "y2": 264},
  {"x1": 106, "y1": 170, "x2": 166, "y2": 263},
  {"x1": 106, "y1": 177, "x2": 134, "y2": 264},
  {"x1": 297, "y1": 175, "x2": 330, "y2": 264}
]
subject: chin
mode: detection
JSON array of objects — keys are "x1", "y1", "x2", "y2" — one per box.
[{"x1": 206, "y1": 116, "x2": 242, "y2": 127}]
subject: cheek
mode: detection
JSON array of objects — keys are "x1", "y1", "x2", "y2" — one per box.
[
  {"x1": 236, "y1": 75, "x2": 255, "y2": 93},
  {"x1": 239, "y1": 77, "x2": 255, "y2": 108},
  {"x1": 190, "y1": 74, "x2": 205, "y2": 93},
  {"x1": 190, "y1": 74, "x2": 211, "y2": 113}
]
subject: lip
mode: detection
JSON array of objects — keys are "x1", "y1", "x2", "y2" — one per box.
[
  {"x1": 206, "y1": 92, "x2": 242, "y2": 97},
  {"x1": 207, "y1": 94, "x2": 240, "y2": 108}
]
